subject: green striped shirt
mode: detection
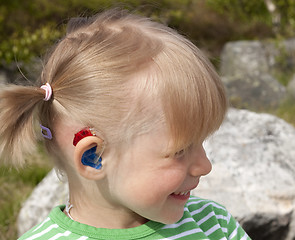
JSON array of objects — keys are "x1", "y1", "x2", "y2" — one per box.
[{"x1": 19, "y1": 196, "x2": 251, "y2": 240}]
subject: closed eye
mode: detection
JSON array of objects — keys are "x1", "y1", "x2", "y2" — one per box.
[
  {"x1": 164, "y1": 144, "x2": 194, "y2": 159},
  {"x1": 174, "y1": 143, "x2": 195, "y2": 159},
  {"x1": 174, "y1": 149, "x2": 185, "y2": 159},
  {"x1": 163, "y1": 149, "x2": 185, "y2": 159}
]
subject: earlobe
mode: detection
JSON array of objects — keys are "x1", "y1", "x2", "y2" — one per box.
[{"x1": 73, "y1": 136, "x2": 106, "y2": 180}]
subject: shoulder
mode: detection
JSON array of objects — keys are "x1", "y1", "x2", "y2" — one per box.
[
  {"x1": 186, "y1": 196, "x2": 228, "y2": 216},
  {"x1": 183, "y1": 196, "x2": 252, "y2": 239},
  {"x1": 184, "y1": 196, "x2": 230, "y2": 228}
]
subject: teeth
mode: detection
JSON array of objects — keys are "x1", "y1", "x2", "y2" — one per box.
[{"x1": 174, "y1": 191, "x2": 189, "y2": 195}]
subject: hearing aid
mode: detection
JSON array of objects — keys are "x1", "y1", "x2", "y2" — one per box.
[
  {"x1": 73, "y1": 128, "x2": 104, "y2": 169},
  {"x1": 81, "y1": 146, "x2": 102, "y2": 169}
]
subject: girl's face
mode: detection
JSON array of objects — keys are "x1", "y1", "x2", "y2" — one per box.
[{"x1": 104, "y1": 125, "x2": 212, "y2": 225}]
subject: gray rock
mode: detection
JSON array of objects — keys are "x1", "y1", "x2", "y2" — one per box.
[
  {"x1": 219, "y1": 40, "x2": 295, "y2": 109},
  {"x1": 18, "y1": 109, "x2": 295, "y2": 240},
  {"x1": 282, "y1": 38, "x2": 295, "y2": 70},
  {"x1": 221, "y1": 39, "x2": 295, "y2": 80},
  {"x1": 197, "y1": 108, "x2": 295, "y2": 240},
  {"x1": 17, "y1": 170, "x2": 68, "y2": 236},
  {"x1": 287, "y1": 75, "x2": 295, "y2": 99},
  {"x1": 222, "y1": 74, "x2": 286, "y2": 109},
  {"x1": 220, "y1": 41, "x2": 270, "y2": 77},
  {"x1": 264, "y1": 39, "x2": 295, "y2": 85}
]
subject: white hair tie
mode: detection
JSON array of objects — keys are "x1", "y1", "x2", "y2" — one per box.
[{"x1": 40, "y1": 83, "x2": 53, "y2": 101}]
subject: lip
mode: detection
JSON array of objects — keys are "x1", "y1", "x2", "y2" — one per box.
[{"x1": 189, "y1": 179, "x2": 200, "y2": 192}]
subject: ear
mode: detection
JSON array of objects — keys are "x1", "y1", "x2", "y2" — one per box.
[{"x1": 73, "y1": 136, "x2": 106, "y2": 180}]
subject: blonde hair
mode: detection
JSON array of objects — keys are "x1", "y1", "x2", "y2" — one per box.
[{"x1": 0, "y1": 9, "x2": 227, "y2": 167}]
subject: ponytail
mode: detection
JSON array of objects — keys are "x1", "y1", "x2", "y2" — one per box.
[{"x1": 0, "y1": 85, "x2": 47, "y2": 166}]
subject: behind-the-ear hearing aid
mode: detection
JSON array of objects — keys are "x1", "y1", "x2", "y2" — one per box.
[{"x1": 73, "y1": 128, "x2": 104, "y2": 169}]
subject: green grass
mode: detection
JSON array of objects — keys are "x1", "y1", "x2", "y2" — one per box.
[
  {"x1": 273, "y1": 98, "x2": 295, "y2": 126},
  {"x1": 231, "y1": 95, "x2": 295, "y2": 128},
  {"x1": 0, "y1": 144, "x2": 52, "y2": 240}
]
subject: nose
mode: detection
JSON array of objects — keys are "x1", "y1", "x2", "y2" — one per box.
[{"x1": 188, "y1": 145, "x2": 212, "y2": 177}]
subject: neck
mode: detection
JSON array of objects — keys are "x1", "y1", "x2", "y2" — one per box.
[{"x1": 66, "y1": 183, "x2": 147, "y2": 229}]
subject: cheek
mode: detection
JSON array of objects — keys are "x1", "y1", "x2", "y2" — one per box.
[{"x1": 122, "y1": 169, "x2": 186, "y2": 203}]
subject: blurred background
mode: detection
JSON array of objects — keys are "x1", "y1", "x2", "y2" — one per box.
[{"x1": 0, "y1": 0, "x2": 295, "y2": 239}]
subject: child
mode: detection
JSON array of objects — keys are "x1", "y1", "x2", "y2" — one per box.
[{"x1": 0, "y1": 9, "x2": 251, "y2": 240}]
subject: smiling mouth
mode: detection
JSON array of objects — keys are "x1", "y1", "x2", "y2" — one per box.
[
  {"x1": 173, "y1": 191, "x2": 190, "y2": 196},
  {"x1": 170, "y1": 191, "x2": 191, "y2": 201},
  {"x1": 172, "y1": 178, "x2": 200, "y2": 198}
]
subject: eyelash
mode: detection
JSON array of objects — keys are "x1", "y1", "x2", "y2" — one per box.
[
  {"x1": 174, "y1": 149, "x2": 186, "y2": 159},
  {"x1": 173, "y1": 143, "x2": 195, "y2": 159},
  {"x1": 164, "y1": 144, "x2": 194, "y2": 159}
]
